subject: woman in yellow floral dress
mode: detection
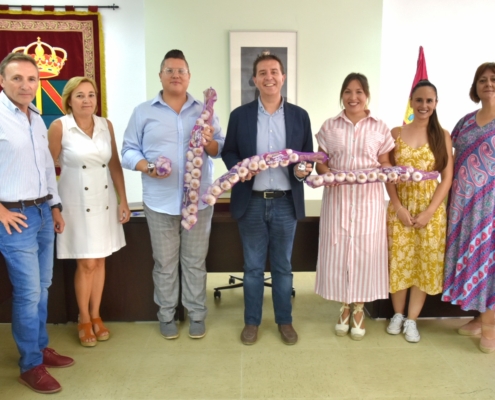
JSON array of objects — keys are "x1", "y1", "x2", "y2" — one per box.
[{"x1": 385, "y1": 80, "x2": 453, "y2": 342}]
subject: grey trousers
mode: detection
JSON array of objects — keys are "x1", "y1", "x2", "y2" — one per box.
[{"x1": 144, "y1": 204, "x2": 213, "y2": 322}]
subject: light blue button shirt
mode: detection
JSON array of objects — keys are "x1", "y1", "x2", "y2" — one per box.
[
  {"x1": 253, "y1": 97, "x2": 291, "y2": 191},
  {"x1": 121, "y1": 91, "x2": 224, "y2": 215},
  {"x1": 0, "y1": 91, "x2": 60, "y2": 205}
]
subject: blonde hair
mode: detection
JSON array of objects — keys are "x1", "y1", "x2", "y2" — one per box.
[{"x1": 62, "y1": 76, "x2": 98, "y2": 114}]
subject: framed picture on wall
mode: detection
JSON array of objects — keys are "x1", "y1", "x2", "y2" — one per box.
[{"x1": 229, "y1": 31, "x2": 297, "y2": 110}]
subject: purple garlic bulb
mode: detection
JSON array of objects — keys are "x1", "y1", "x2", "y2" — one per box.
[{"x1": 156, "y1": 156, "x2": 172, "y2": 176}]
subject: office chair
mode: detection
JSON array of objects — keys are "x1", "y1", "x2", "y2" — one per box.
[{"x1": 213, "y1": 274, "x2": 295, "y2": 299}]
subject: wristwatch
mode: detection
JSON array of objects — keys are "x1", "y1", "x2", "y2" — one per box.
[
  {"x1": 51, "y1": 203, "x2": 63, "y2": 212},
  {"x1": 147, "y1": 162, "x2": 155, "y2": 174}
]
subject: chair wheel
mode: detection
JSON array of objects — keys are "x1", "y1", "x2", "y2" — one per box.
[
  {"x1": 292, "y1": 290, "x2": 296, "y2": 298},
  {"x1": 214, "y1": 290, "x2": 221, "y2": 299},
  {"x1": 228, "y1": 277, "x2": 235, "y2": 285}
]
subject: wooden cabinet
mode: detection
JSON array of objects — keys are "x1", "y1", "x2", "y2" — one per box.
[{"x1": 0, "y1": 209, "x2": 475, "y2": 322}]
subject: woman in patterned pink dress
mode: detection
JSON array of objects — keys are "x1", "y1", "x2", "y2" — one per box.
[
  {"x1": 442, "y1": 63, "x2": 495, "y2": 353},
  {"x1": 315, "y1": 73, "x2": 394, "y2": 340}
]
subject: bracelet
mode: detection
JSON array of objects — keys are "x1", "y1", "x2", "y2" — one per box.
[
  {"x1": 395, "y1": 205, "x2": 404, "y2": 216},
  {"x1": 293, "y1": 167, "x2": 305, "y2": 182}
]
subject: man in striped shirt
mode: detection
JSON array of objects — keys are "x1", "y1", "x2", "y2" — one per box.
[{"x1": 0, "y1": 53, "x2": 74, "y2": 394}]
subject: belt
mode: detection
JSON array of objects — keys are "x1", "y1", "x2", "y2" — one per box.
[
  {"x1": 252, "y1": 190, "x2": 291, "y2": 199},
  {"x1": 1, "y1": 195, "x2": 53, "y2": 209}
]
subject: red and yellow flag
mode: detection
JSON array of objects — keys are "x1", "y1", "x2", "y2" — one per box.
[{"x1": 403, "y1": 46, "x2": 428, "y2": 125}]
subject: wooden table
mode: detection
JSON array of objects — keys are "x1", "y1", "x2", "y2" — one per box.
[{"x1": 0, "y1": 206, "x2": 475, "y2": 322}]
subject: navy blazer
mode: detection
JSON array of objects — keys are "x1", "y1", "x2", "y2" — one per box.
[{"x1": 222, "y1": 99, "x2": 313, "y2": 220}]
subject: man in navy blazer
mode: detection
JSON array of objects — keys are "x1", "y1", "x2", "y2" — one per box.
[{"x1": 222, "y1": 53, "x2": 313, "y2": 345}]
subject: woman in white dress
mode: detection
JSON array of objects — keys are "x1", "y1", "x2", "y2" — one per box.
[{"x1": 48, "y1": 77, "x2": 130, "y2": 347}]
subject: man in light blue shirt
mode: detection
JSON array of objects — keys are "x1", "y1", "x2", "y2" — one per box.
[
  {"x1": 122, "y1": 50, "x2": 224, "y2": 340},
  {"x1": 0, "y1": 53, "x2": 74, "y2": 394}
]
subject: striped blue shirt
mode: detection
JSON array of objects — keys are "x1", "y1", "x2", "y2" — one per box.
[
  {"x1": 121, "y1": 92, "x2": 224, "y2": 215},
  {"x1": 253, "y1": 97, "x2": 291, "y2": 191},
  {"x1": 0, "y1": 91, "x2": 60, "y2": 205}
]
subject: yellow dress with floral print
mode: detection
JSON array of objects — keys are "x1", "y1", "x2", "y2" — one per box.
[{"x1": 386, "y1": 135, "x2": 447, "y2": 294}]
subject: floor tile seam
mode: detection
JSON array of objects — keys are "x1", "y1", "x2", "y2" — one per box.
[
  {"x1": 108, "y1": 334, "x2": 159, "y2": 400},
  {"x1": 240, "y1": 397, "x2": 354, "y2": 400},
  {"x1": 237, "y1": 344, "x2": 428, "y2": 355},
  {"x1": 0, "y1": 372, "x2": 18, "y2": 381},
  {"x1": 142, "y1": 322, "x2": 156, "y2": 349},
  {"x1": 133, "y1": 346, "x2": 245, "y2": 355},
  {"x1": 315, "y1": 342, "x2": 432, "y2": 350},
  {"x1": 424, "y1": 334, "x2": 468, "y2": 381},
  {"x1": 60, "y1": 347, "x2": 152, "y2": 355},
  {"x1": 455, "y1": 387, "x2": 495, "y2": 398},
  {"x1": 113, "y1": 357, "x2": 155, "y2": 399},
  {"x1": 434, "y1": 350, "x2": 495, "y2": 390},
  {"x1": 240, "y1": 350, "x2": 244, "y2": 399}
]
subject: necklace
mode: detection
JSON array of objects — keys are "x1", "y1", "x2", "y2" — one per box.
[{"x1": 78, "y1": 119, "x2": 94, "y2": 133}]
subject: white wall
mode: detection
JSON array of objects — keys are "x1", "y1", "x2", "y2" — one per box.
[
  {"x1": 379, "y1": 0, "x2": 495, "y2": 132},
  {"x1": 5, "y1": 0, "x2": 147, "y2": 203},
  {"x1": 6, "y1": 1, "x2": 385, "y2": 210},
  {"x1": 11, "y1": 1, "x2": 493, "y2": 209}
]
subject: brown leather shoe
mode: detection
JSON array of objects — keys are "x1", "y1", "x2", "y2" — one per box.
[
  {"x1": 42, "y1": 347, "x2": 75, "y2": 368},
  {"x1": 240, "y1": 325, "x2": 258, "y2": 345},
  {"x1": 278, "y1": 324, "x2": 298, "y2": 345},
  {"x1": 18, "y1": 365, "x2": 62, "y2": 394}
]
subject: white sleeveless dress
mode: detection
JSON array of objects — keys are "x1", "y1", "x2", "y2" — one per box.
[{"x1": 56, "y1": 114, "x2": 126, "y2": 259}]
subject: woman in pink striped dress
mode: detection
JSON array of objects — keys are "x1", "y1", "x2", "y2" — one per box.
[{"x1": 315, "y1": 73, "x2": 394, "y2": 340}]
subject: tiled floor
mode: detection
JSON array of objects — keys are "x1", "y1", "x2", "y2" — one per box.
[{"x1": 0, "y1": 272, "x2": 494, "y2": 399}]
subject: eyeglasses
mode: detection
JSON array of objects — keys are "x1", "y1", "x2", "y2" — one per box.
[{"x1": 162, "y1": 68, "x2": 189, "y2": 76}]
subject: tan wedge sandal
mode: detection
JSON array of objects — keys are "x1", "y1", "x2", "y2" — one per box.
[
  {"x1": 78, "y1": 322, "x2": 97, "y2": 347},
  {"x1": 91, "y1": 317, "x2": 110, "y2": 341},
  {"x1": 350, "y1": 303, "x2": 366, "y2": 341}
]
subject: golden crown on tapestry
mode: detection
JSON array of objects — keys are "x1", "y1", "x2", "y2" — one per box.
[{"x1": 13, "y1": 37, "x2": 67, "y2": 79}]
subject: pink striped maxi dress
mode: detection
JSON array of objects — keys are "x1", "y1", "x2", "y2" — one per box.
[{"x1": 315, "y1": 111, "x2": 394, "y2": 303}]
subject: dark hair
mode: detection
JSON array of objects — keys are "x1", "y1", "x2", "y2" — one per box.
[
  {"x1": 391, "y1": 80, "x2": 448, "y2": 172},
  {"x1": 469, "y1": 62, "x2": 495, "y2": 103},
  {"x1": 0, "y1": 52, "x2": 38, "y2": 76},
  {"x1": 339, "y1": 73, "x2": 370, "y2": 107},
  {"x1": 160, "y1": 49, "x2": 189, "y2": 72},
  {"x1": 252, "y1": 52, "x2": 285, "y2": 77}
]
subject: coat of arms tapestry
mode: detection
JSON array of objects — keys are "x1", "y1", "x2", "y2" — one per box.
[{"x1": 0, "y1": 10, "x2": 106, "y2": 127}]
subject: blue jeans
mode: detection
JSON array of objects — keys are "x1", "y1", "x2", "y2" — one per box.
[
  {"x1": 237, "y1": 194, "x2": 297, "y2": 325},
  {"x1": 0, "y1": 202, "x2": 54, "y2": 373}
]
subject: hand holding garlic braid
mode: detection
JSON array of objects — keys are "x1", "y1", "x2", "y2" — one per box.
[
  {"x1": 202, "y1": 150, "x2": 328, "y2": 206},
  {"x1": 304, "y1": 165, "x2": 439, "y2": 188},
  {"x1": 181, "y1": 88, "x2": 217, "y2": 230}
]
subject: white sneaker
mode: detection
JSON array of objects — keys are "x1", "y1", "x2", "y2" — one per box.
[
  {"x1": 403, "y1": 319, "x2": 420, "y2": 343},
  {"x1": 387, "y1": 313, "x2": 405, "y2": 335}
]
